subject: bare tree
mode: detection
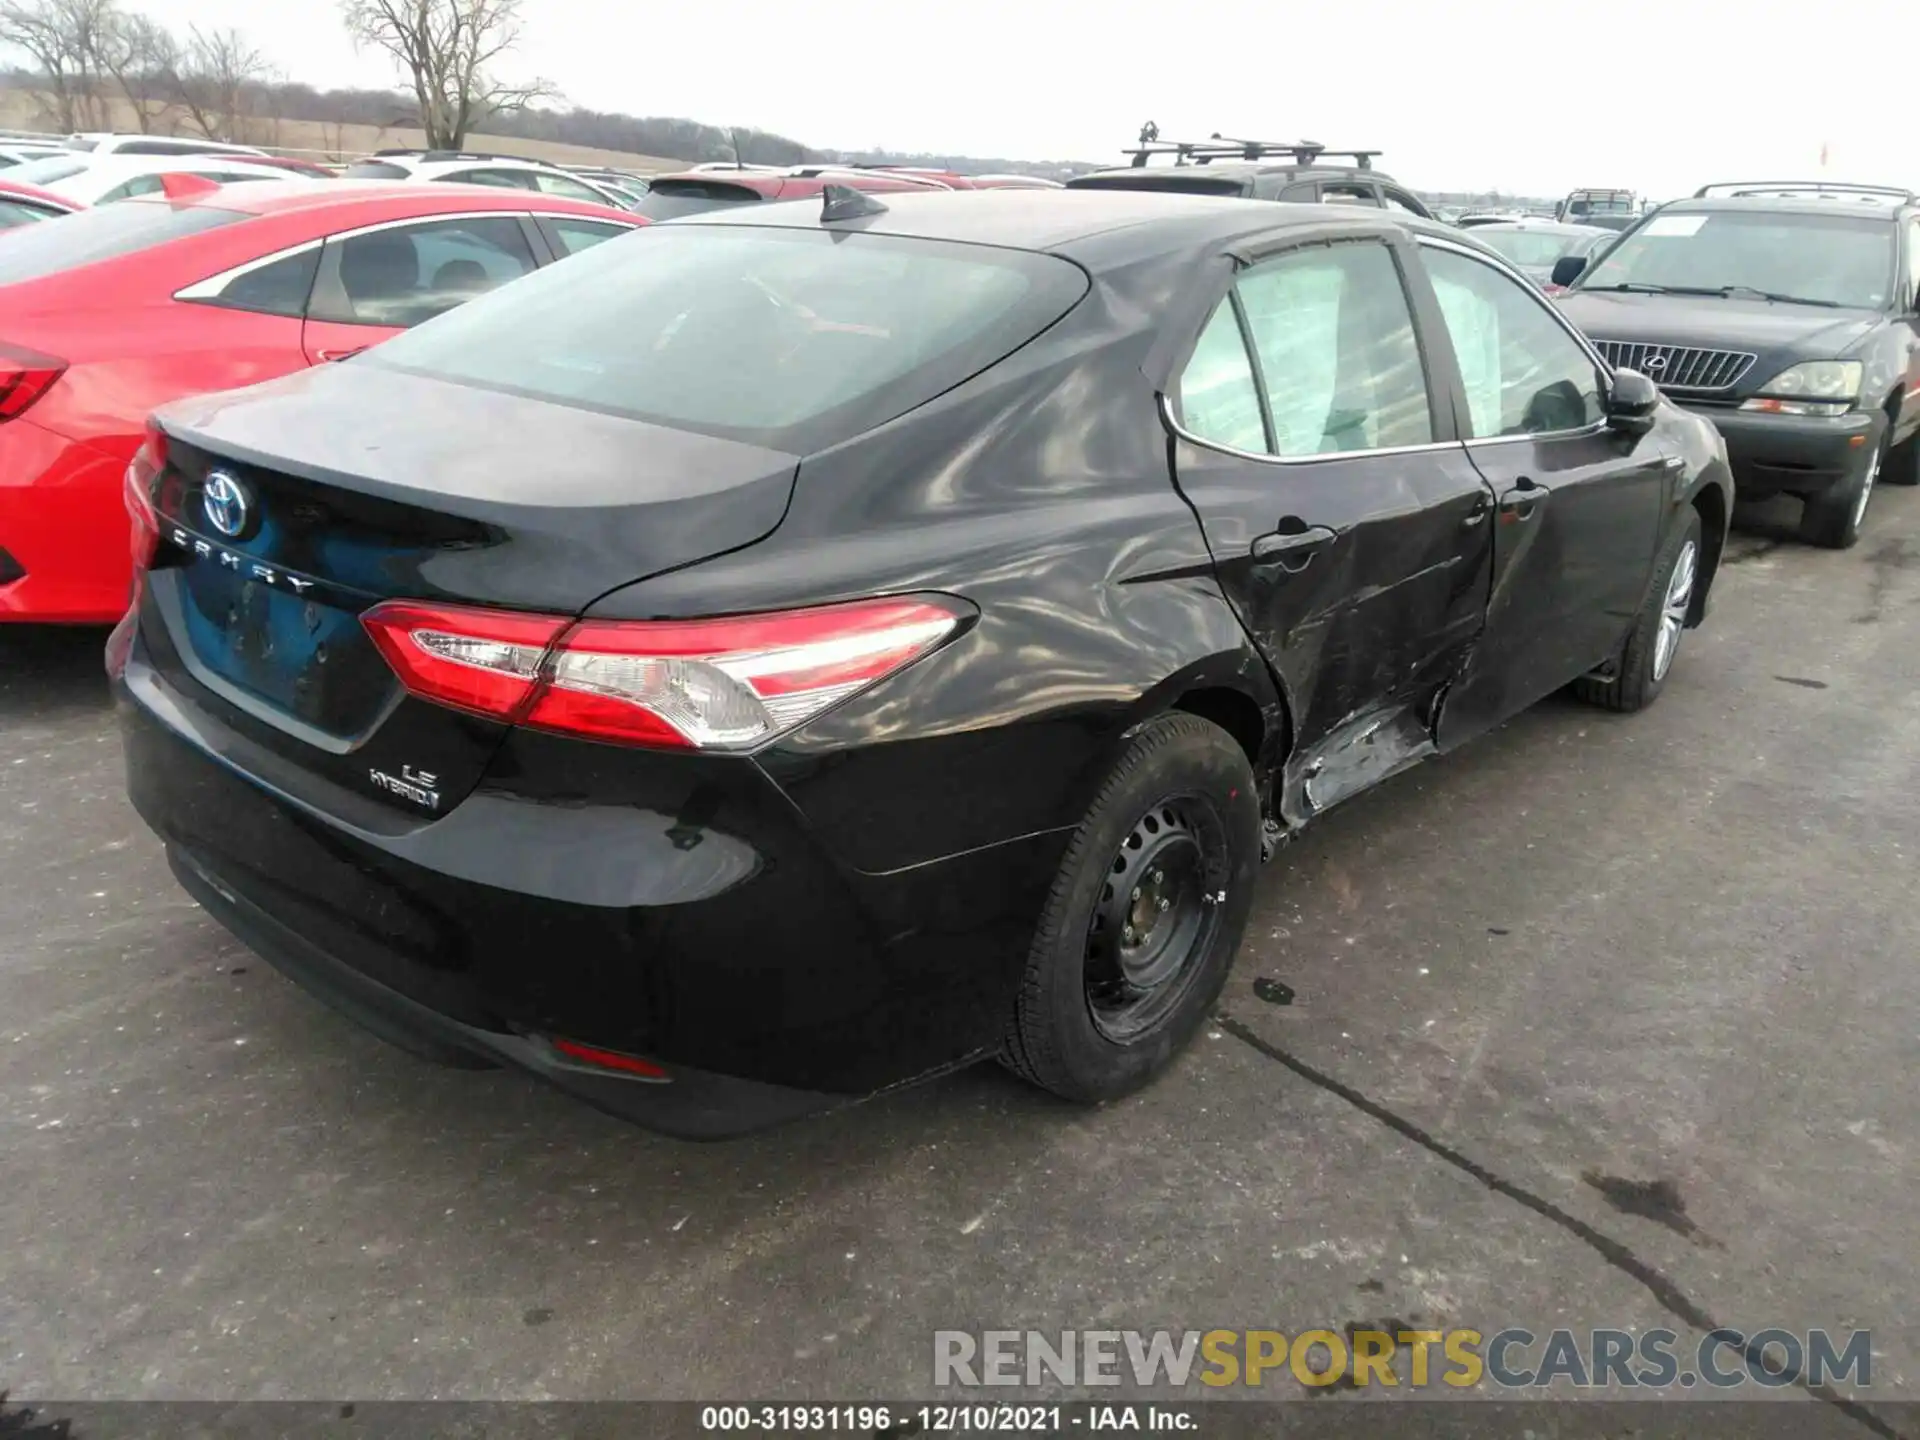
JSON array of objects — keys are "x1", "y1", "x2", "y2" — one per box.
[
  {"x1": 339, "y1": 0, "x2": 554, "y2": 150},
  {"x1": 170, "y1": 24, "x2": 276, "y2": 143},
  {"x1": 0, "y1": 0, "x2": 124, "y2": 131},
  {"x1": 97, "y1": 7, "x2": 176, "y2": 131}
]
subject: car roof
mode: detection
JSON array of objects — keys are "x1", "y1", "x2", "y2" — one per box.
[
  {"x1": 672, "y1": 187, "x2": 1445, "y2": 263},
  {"x1": 1659, "y1": 195, "x2": 1910, "y2": 219},
  {"x1": 1474, "y1": 219, "x2": 1613, "y2": 236},
  {"x1": 164, "y1": 177, "x2": 639, "y2": 219}
]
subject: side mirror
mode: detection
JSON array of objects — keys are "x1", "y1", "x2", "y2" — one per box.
[
  {"x1": 1549, "y1": 254, "x2": 1589, "y2": 289},
  {"x1": 1606, "y1": 368, "x2": 1660, "y2": 435}
]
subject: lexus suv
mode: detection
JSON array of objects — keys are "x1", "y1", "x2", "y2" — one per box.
[
  {"x1": 1553, "y1": 182, "x2": 1920, "y2": 548},
  {"x1": 1065, "y1": 135, "x2": 1433, "y2": 218}
]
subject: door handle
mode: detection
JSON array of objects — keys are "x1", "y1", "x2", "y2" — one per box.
[
  {"x1": 1498, "y1": 477, "x2": 1547, "y2": 522},
  {"x1": 1461, "y1": 495, "x2": 1493, "y2": 529},
  {"x1": 316, "y1": 346, "x2": 368, "y2": 363},
  {"x1": 1250, "y1": 522, "x2": 1337, "y2": 573}
]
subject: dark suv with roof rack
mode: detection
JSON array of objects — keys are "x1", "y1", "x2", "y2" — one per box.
[
  {"x1": 1553, "y1": 181, "x2": 1920, "y2": 548},
  {"x1": 1065, "y1": 135, "x2": 1433, "y2": 218}
]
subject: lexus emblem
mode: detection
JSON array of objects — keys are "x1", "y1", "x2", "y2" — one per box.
[
  {"x1": 202, "y1": 471, "x2": 251, "y2": 538},
  {"x1": 1641, "y1": 351, "x2": 1669, "y2": 373}
]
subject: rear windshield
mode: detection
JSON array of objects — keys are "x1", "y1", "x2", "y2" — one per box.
[
  {"x1": 0, "y1": 201, "x2": 246, "y2": 284},
  {"x1": 1067, "y1": 173, "x2": 1246, "y2": 198},
  {"x1": 364, "y1": 224, "x2": 1090, "y2": 453},
  {"x1": 1578, "y1": 209, "x2": 1897, "y2": 309},
  {"x1": 6, "y1": 156, "x2": 89, "y2": 186},
  {"x1": 636, "y1": 180, "x2": 768, "y2": 219},
  {"x1": 342, "y1": 161, "x2": 410, "y2": 179}
]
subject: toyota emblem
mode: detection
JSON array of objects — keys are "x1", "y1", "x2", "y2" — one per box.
[{"x1": 202, "y1": 471, "x2": 251, "y2": 539}]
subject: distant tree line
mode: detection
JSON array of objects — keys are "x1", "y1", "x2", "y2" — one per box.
[{"x1": 0, "y1": 0, "x2": 1090, "y2": 174}]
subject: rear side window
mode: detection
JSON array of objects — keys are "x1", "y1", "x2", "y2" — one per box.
[
  {"x1": 342, "y1": 162, "x2": 409, "y2": 179},
  {"x1": 530, "y1": 172, "x2": 610, "y2": 203},
  {"x1": 311, "y1": 216, "x2": 539, "y2": 328},
  {"x1": 190, "y1": 247, "x2": 321, "y2": 318},
  {"x1": 364, "y1": 225, "x2": 1090, "y2": 452},
  {"x1": 117, "y1": 139, "x2": 215, "y2": 156},
  {"x1": 1178, "y1": 241, "x2": 1433, "y2": 457},
  {"x1": 0, "y1": 201, "x2": 245, "y2": 284},
  {"x1": 637, "y1": 180, "x2": 768, "y2": 219}
]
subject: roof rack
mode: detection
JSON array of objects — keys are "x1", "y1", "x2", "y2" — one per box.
[
  {"x1": 1692, "y1": 180, "x2": 1918, "y2": 203},
  {"x1": 1121, "y1": 135, "x2": 1380, "y2": 170}
]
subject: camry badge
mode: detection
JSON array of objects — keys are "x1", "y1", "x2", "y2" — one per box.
[{"x1": 202, "y1": 471, "x2": 250, "y2": 538}]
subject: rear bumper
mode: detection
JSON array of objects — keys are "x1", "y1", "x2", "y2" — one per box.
[
  {"x1": 1683, "y1": 405, "x2": 1884, "y2": 497},
  {"x1": 0, "y1": 418, "x2": 135, "y2": 624},
  {"x1": 166, "y1": 843, "x2": 834, "y2": 1139},
  {"x1": 117, "y1": 648, "x2": 1066, "y2": 1136}
]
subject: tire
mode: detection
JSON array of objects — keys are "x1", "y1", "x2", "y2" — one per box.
[
  {"x1": 1800, "y1": 432, "x2": 1884, "y2": 549},
  {"x1": 1001, "y1": 713, "x2": 1262, "y2": 1104},
  {"x1": 1886, "y1": 427, "x2": 1920, "y2": 488},
  {"x1": 1573, "y1": 508, "x2": 1703, "y2": 714}
]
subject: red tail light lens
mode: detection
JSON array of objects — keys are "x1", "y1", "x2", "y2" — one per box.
[
  {"x1": 362, "y1": 595, "x2": 966, "y2": 749},
  {"x1": 550, "y1": 1037, "x2": 668, "y2": 1080},
  {"x1": 125, "y1": 422, "x2": 166, "y2": 569},
  {"x1": 0, "y1": 342, "x2": 67, "y2": 423}
]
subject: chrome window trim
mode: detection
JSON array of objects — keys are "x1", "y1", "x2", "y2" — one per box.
[
  {"x1": 174, "y1": 209, "x2": 641, "y2": 301},
  {"x1": 1415, "y1": 235, "x2": 1616, "y2": 446},
  {"x1": 1159, "y1": 392, "x2": 1464, "y2": 467}
]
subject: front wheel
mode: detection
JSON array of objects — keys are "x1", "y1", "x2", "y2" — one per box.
[
  {"x1": 1573, "y1": 508, "x2": 1702, "y2": 714},
  {"x1": 1800, "y1": 433, "x2": 1884, "y2": 549},
  {"x1": 1001, "y1": 713, "x2": 1261, "y2": 1103}
]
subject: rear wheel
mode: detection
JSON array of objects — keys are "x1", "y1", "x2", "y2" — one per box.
[
  {"x1": 1574, "y1": 508, "x2": 1702, "y2": 714},
  {"x1": 1001, "y1": 714, "x2": 1261, "y2": 1103},
  {"x1": 1800, "y1": 433, "x2": 1884, "y2": 549}
]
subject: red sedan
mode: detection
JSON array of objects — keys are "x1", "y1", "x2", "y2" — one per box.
[{"x1": 1, "y1": 181, "x2": 642, "y2": 623}]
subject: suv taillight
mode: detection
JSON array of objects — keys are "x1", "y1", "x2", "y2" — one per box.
[
  {"x1": 0, "y1": 342, "x2": 67, "y2": 423},
  {"x1": 362, "y1": 596, "x2": 968, "y2": 750}
]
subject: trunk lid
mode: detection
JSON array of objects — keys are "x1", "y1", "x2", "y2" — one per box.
[{"x1": 141, "y1": 363, "x2": 799, "y2": 818}]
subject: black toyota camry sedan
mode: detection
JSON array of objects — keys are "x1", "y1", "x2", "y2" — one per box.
[{"x1": 113, "y1": 190, "x2": 1732, "y2": 1138}]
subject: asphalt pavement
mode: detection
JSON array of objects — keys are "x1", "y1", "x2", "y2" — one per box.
[{"x1": 2, "y1": 491, "x2": 1917, "y2": 1430}]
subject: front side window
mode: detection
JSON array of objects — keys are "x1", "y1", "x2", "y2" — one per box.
[
  {"x1": 449, "y1": 168, "x2": 539, "y2": 191},
  {"x1": 1906, "y1": 219, "x2": 1920, "y2": 304},
  {"x1": 548, "y1": 217, "x2": 633, "y2": 256},
  {"x1": 312, "y1": 216, "x2": 539, "y2": 328},
  {"x1": 0, "y1": 199, "x2": 55, "y2": 228},
  {"x1": 531, "y1": 171, "x2": 609, "y2": 203},
  {"x1": 1578, "y1": 208, "x2": 1897, "y2": 310},
  {"x1": 1422, "y1": 246, "x2": 1604, "y2": 438},
  {"x1": 1476, "y1": 229, "x2": 1593, "y2": 269}
]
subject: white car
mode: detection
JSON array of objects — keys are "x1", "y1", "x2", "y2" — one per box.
[
  {"x1": 65, "y1": 132, "x2": 268, "y2": 158},
  {"x1": 339, "y1": 151, "x2": 637, "y2": 209},
  {"x1": 0, "y1": 152, "x2": 312, "y2": 206},
  {"x1": 0, "y1": 141, "x2": 72, "y2": 168}
]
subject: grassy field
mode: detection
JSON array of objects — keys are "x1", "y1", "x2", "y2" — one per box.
[{"x1": 0, "y1": 90, "x2": 685, "y2": 172}]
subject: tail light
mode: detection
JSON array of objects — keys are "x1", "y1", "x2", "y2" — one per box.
[
  {"x1": 125, "y1": 422, "x2": 165, "y2": 570},
  {"x1": 0, "y1": 342, "x2": 67, "y2": 423},
  {"x1": 362, "y1": 595, "x2": 968, "y2": 750},
  {"x1": 549, "y1": 1037, "x2": 668, "y2": 1080}
]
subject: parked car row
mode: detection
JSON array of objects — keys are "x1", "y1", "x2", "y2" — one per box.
[{"x1": 5, "y1": 128, "x2": 1916, "y2": 1141}]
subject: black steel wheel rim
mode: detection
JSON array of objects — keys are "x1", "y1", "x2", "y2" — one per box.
[{"x1": 1084, "y1": 794, "x2": 1228, "y2": 1043}]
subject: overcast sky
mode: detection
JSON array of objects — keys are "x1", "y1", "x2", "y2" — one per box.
[{"x1": 132, "y1": 0, "x2": 1915, "y2": 199}]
